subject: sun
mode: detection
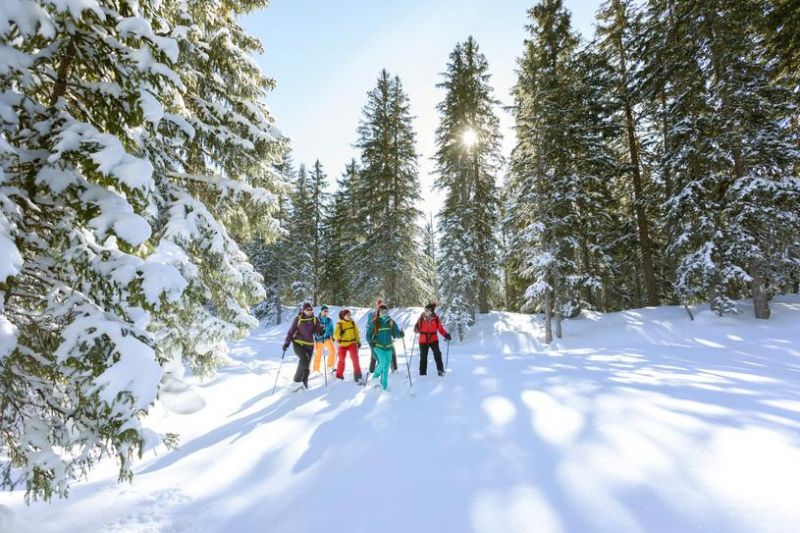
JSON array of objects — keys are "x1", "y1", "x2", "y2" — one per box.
[{"x1": 461, "y1": 128, "x2": 478, "y2": 148}]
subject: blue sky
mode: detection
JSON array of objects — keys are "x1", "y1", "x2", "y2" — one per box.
[{"x1": 242, "y1": 0, "x2": 603, "y2": 215}]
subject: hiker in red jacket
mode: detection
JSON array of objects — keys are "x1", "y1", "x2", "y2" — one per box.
[{"x1": 414, "y1": 303, "x2": 451, "y2": 376}]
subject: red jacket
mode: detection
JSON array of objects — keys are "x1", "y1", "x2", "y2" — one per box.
[{"x1": 414, "y1": 313, "x2": 448, "y2": 345}]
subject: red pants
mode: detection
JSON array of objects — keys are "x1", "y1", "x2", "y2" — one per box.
[{"x1": 336, "y1": 344, "x2": 362, "y2": 380}]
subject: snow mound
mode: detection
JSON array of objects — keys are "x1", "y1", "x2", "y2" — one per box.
[{"x1": 159, "y1": 374, "x2": 206, "y2": 415}]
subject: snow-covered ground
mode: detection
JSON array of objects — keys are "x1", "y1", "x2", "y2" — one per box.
[{"x1": 2, "y1": 298, "x2": 800, "y2": 533}]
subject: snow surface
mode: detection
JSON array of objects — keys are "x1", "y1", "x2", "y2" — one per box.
[{"x1": 2, "y1": 298, "x2": 800, "y2": 533}]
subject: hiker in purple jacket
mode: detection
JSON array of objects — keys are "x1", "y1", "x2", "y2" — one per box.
[{"x1": 283, "y1": 302, "x2": 324, "y2": 391}]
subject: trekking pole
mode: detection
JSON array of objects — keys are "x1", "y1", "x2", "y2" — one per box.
[
  {"x1": 402, "y1": 337, "x2": 413, "y2": 389},
  {"x1": 407, "y1": 332, "x2": 417, "y2": 377},
  {"x1": 445, "y1": 340, "x2": 450, "y2": 373},
  {"x1": 271, "y1": 348, "x2": 288, "y2": 395}
]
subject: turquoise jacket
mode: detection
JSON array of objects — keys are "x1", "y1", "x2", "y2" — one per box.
[
  {"x1": 314, "y1": 315, "x2": 334, "y2": 342},
  {"x1": 367, "y1": 315, "x2": 403, "y2": 349}
]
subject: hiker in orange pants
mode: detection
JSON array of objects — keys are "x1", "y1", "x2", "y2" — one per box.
[{"x1": 312, "y1": 304, "x2": 336, "y2": 373}]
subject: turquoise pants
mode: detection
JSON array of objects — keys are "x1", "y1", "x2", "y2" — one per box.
[{"x1": 372, "y1": 346, "x2": 393, "y2": 390}]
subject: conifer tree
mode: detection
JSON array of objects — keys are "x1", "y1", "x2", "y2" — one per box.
[
  {"x1": 596, "y1": 0, "x2": 660, "y2": 307},
  {"x1": 352, "y1": 70, "x2": 430, "y2": 306},
  {"x1": 640, "y1": 0, "x2": 800, "y2": 317},
  {"x1": 0, "y1": 0, "x2": 281, "y2": 500},
  {"x1": 434, "y1": 37, "x2": 503, "y2": 337},
  {"x1": 321, "y1": 160, "x2": 360, "y2": 305}
]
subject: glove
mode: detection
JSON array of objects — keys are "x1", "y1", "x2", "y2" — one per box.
[
  {"x1": 445, "y1": 333, "x2": 452, "y2": 341},
  {"x1": 414, "y1": 326, "x2": 419, "y2": 333},
  {"x1": 357, "y1": 342, "x2": 362, "y2": 349},
  {"x1": 399, "y1": 331, "x2": 405, "y2": 338},
  {"x1": 282, "y1": 342, "x2": 290, "y2": 351}
]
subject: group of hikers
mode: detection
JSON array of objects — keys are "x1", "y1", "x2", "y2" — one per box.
[{"x1": 281, "y1": 299, "x2": 452, "y2": 392}]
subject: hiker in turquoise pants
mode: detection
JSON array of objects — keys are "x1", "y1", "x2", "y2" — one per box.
[{"x1": 366, "y1": 304, "x2": 404, "y2": 390}]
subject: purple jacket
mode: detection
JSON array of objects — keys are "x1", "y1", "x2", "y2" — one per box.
[{"x1": 285, "y1": 314, "x2": 323, "y2": 346}]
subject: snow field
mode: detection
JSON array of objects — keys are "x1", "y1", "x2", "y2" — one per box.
[{"x1": 1, "y1": 298, "x2": 799, "y2": 532}]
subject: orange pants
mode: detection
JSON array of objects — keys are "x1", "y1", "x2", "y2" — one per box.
[{"x1": 312, "y1": 338, "x2": 336, "y2": 372}]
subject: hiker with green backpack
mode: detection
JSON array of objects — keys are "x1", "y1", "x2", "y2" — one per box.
[
  {"x1": 366, "y1": 298, "x2": 398, "y2": 374},
  {"x1": 366, "y1": 303, "x2": 404, "y2": 391}
]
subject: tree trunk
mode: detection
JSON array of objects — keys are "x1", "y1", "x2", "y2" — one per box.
[
  {"x1": 553, "y1": 268, "x2": 562, "y2": 339},
  {"x1": 612, "y1": 0, "x2": 657, "y2": 307},
  {"x1": 544, "y1": 273, "x2": 553, "y2": 344},
  {"x1": 751, "y1": 269, "x2": 771, "y2": 319}
]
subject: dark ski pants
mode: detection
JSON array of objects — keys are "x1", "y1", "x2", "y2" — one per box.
[
  {"x1": 369, "y1": 343, "x2": 397, "y2": 372},
  {"x1": 419, "y1": 342, "x2": 444, "y2": 375},
  {"x1": 292, "y1": 343, "x2": 313, "y2": 387}
]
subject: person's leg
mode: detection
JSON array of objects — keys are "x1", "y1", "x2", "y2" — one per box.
[
  {"x1": 431, "y1": 342, "x2": 444, "y2": 374},
  {"x1": 336, "y1": 345, "x2": 347, "y2": 379},
  {"x1": 325, "y1": 339, "x2": 336, "y2": 369},
  {"x1": 349, "y1": 344, "x2": 362, "y2": 381},
  {"x1": 419, "y1": 343, "x2": 429, "y2": 375},
  {"x1": 293, "y1": 343, "x2": 310, "y2": 386},
  {"x1": 373, "y1": 347, "x2": 391, "y2": 390},
  {"x1": 303, "y1": 346, "x2": 313, "y2": 386},
  {"x1": 312, "y1": 342, "x2": 323, "y2": 372},
  {"x1": 369, "y1": 343, "x2": 377, "y2": 373}
]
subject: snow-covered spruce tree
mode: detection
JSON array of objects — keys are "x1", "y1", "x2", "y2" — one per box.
[
  {"x1": 145, "y1": 0, "x2": 283, "y2": 373},
  {"x1": 565, "y1": 45, "x2": 630, "y2": 313},
  {"x1": 321, "y1": 159, "x2": 360, "y2": 305},
  {"x1": 434, "y1": 37, "x2": 502, "y2": 338},
  {"x1": 640, "y1": 0, "x2": 800, "y2": 318},
  {"x1": 421, "y1": 213, "x2": 439, "y2": 304},
  {"x1": 284, "y1": 164, "x2": 315, "y2": 305},
  {"x1": 248, "y1": 150, "x2": 295, "y2": 326},
  {"x1": 766, "y1": 0, "x2": 800, "y2": 90},
  {"x1": 308, "y1": 160, "x2": 330, "y2": 305},
  {"x1": 352, "y1": 70, "x2": 430, "y2": 307},
  {"x1": 0, "y1": 0, "x2": 282, "y2": 501},
  {"x1": 595, "y1": 0, "x2": 661, "y2": 307},
  {"x1": 508, "y1": 0, "x2": 583, "y2": 342}
]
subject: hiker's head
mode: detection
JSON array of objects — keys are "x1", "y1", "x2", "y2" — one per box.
[
  {"x1": 378, "y1": 304, "x2": 388, "y2": 316},
  {"x1": 339, "y1": 309, "x2": 352, "y2": 321},
  {"x1": 320, "y1": 304, "x2": 329, "y2": 316},
  {"x1": 302, "y1": 303, "x2": 313, "y2": 315},
  {"x1": 376, "y1": 298, "x2": 384, "y2": 309},
  {"x1": 424, "y1": 304, "x2": 434, "y2": 317}
]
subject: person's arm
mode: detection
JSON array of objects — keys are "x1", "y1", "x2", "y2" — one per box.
[
  {"x1": 392, "y1": 319, "x2": 403, "y2": 338},
  {"x1": 413, "y1": 315, "x2": 421, "y2": 333},
  {"x1": 437, "y1": 317, "x2": 452, "y2": 341},
  {"x1": 354, "y1": 323, "x2": 362, "y2": 346},
  {"x1": 284, "y1": 316, "x2": 299, "y2": 348},
  {"x1": 333, "y1": 322, "x2": 341, "y2": 343}
]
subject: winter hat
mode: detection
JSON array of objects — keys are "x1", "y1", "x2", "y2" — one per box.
[
  {"x1": 339, "y1": 309, "x2": 351, "y2": 320},
  {"x1": 376, "y1": 298, "x2": 384, "y2": 308},
  {"x1": 320, "y1": 304, "x2": 329, "y2": 311},
  {"x1": 302, "y1": 302, "x2": 313, "y2": 311},
  {"x1": 424, "y1": 304, "x2": 435, "y2": 312}
]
